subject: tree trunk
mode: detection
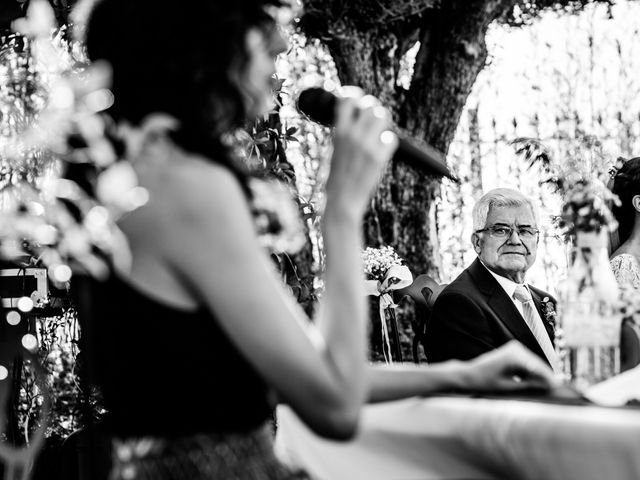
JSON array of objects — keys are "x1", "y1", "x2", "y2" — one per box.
[
  {"x1": 300, "y1": 0, "x2": 513, "y2": 360},
  {"x1": 468, "y1": 105, "x2": 484, "y2": 197},
  {"x1": 301, "y1": 0, "x2": 513, "y2": 274}
]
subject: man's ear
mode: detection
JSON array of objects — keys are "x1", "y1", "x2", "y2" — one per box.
[
  {"x1": 471, "y1": 233, "x2": 482, "y2": 254},
  {"x1": 632, "y1": 195, "x2": 640, "y2": 213}
]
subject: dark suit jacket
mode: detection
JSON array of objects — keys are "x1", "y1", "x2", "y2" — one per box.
[{"x1": 425, "y1": 258, "x2": 556, "y2": 366}]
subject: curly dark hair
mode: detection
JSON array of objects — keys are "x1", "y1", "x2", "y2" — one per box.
[
  {"x1": 611, "y1": 157, "x2": 640, "y2": 245},
  {"x1": 85, "y1": 0, "x2": 283, "y2": 169}
]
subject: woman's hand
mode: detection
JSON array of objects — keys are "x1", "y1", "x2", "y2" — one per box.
[
  {"x1": 325, "y1": 87, "x2": 398, "y2": 218},
  {"x1": 460, "y1": 341, "x2": 559, "y2": 392}
]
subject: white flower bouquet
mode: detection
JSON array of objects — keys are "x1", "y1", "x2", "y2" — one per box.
[
  {"x1": 362, "y1": 246, "x2": 412, "y2": 363},
  {"x1": 362, "y1": 246, "x2": 404, "y2": 282}
]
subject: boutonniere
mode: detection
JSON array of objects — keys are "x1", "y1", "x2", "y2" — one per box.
[
  {"x1": 541, "y1": 296, "x2": 566, "y2": 357},
  {"x1": 541, "y1": 297, "x2": 557, "y2": 329}
]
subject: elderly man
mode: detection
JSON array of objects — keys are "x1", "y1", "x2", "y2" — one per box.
[{"x1": 426, "y1": 188, "x2": 558, "y2": 369}]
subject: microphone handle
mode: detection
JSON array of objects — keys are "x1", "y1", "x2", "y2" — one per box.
[{"x1": 395, "y1": 136, "x2": 458, "y2": 181}]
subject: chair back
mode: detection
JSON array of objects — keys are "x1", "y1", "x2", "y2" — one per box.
[{"x1": 395, "y1": 274, "x2": 446, "y2": 363}]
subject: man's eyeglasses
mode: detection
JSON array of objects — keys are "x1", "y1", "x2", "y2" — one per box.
[{"x1": 475, "y1": 225, "x2": 539, "y2": 240}]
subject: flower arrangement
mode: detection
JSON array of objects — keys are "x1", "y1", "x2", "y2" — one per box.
[
  {"x1": 362, "y1": 246, "x2": 404, "y2": 283},
  {"x1": 511, "y1": 136, "x2": 619, "y2": 238},
  {"x1": 0, "y1": 1, "x2": 145, "y2": 282},
  {"x1": 558, "y1": 179, "x2": 619, "y2": 237},
  {"x1": 557, "y1": 179, "x2": 623, "y2": 384},
  {"x1": 0, "y1": 3, "x2": 132, "y2": 474}
]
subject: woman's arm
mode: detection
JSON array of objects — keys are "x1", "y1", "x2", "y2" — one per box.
[
  {"x1": 367, "y1": 341, "x2": 557, "y2": 403},
  {"x1": 155, "y1": 97, "x2": 396, "y2": 440},
  {"x1": 311, "y1": 95, "x2": 399, "y2": 424}
]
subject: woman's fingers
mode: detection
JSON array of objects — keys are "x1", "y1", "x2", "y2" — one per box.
[
  {"x1": 334, "y1": 94, "x2": 359, "y2": 132},
  {"x1": 468, "y1": 341, "x2": 560, "y2": 392},
  {"x1": 349, "y1": 95, "x2": 397, "y2": 159},
  {"x1": 500, "y1": 341, "x2": 558, "y2": 389},
  {"x1": 328, "y1": 87, "x2": 397, "y2": 211}
]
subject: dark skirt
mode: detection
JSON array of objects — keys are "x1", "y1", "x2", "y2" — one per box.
[{"x1": 110, "y1": 423, "x2": 311, "y2": 480}]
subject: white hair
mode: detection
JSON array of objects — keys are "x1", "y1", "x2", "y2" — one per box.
[{"x1": 472, "y1": 188, "x2": 540, "y2": 231}]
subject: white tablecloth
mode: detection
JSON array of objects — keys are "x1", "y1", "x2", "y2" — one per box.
[{"x1": 275, "y1": 396, "x2": 640, "y2": 480}]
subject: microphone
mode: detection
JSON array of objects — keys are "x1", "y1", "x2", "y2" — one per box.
[{"x1": 297, "y1": 88, "x2": 458, "y2": 181}]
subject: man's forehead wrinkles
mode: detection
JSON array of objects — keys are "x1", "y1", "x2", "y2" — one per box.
[{"x1": 487, "y1": 210, "x2": 536, "y2": 225}]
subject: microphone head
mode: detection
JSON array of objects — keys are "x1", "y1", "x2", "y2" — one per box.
[
  {"x1": 296, "y1": 87, "x2": 458, "y2": 182},
  {"x1": 297, "y1": 88, "x2": 337, "y2": 126}
]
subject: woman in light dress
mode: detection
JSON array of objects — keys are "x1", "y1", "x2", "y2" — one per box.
[
  {"x1": 609, "y1": 157, "x2": 640, "y2": 370},
  {"x1": 610, "y1": 158, "x2": 640, "y2": 287}
]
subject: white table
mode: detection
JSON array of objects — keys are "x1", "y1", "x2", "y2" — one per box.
[{"x1": 275, "y1": 395, "x2": 640, "y2": 480}]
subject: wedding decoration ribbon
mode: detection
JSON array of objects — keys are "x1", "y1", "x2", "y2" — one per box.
[{"x1": 364, "y1": 265, "x2": 413, "y2": 363}]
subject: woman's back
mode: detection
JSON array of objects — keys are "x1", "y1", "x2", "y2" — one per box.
[
  {"x1": 86, "y1": 273, "x2": 273, "y2": 438},
  {"x1": 83, "y1": 131, "x2": 275, "y2": 437}
]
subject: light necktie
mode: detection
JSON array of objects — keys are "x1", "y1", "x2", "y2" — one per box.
[{"x1": 513, "y1": 285, "x2": 559, "y2": 371}]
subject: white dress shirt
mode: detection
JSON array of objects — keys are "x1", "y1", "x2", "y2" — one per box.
[
  {"x1": 478, "y1": 262, "x2": 559, "y2": 371},
  {"x1": 479, "y1": 262, "x2": 543, "y2": 325}
]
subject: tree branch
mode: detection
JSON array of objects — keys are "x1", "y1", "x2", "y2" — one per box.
[{"x1": 301, "y1": 0, "x2": 438, "y2": 31}]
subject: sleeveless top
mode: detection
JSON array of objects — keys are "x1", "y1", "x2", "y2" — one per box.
[
  {"x1": 82, "y1": 274, "x2": 274, "y2": 438},
  {"x1": 610, "y1": 253, "x2": 640, "y2": 290}
]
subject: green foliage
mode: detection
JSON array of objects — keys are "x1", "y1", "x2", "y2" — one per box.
[
  {"x1": 237, "y1": 75, "x2": 320, "y2": 315},
  {"x1": 13, "y1": 306, "x2": 103, "y2": 445},
  {"x1": 247, "y1": 77, "x2": 300, "y2": 184}
]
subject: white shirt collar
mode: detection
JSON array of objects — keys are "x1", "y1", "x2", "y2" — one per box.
[{"x1": 479, "y1": 260, "x2": 528, "y2": 299}]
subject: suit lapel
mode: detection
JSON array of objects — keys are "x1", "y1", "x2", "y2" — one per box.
[{"x1": 468, "y1": 259, "x2": 548, "y2": 361}]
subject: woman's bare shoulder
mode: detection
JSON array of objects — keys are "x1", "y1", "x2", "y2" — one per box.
[
  {"x1": 143, "y1": 148, "x2": 247, "y2": 211},
  {"x1": 159, "y1": 149, "x2": 239, "y2": 187},
  {"x1": 123, "y1": 149, "x2": 251, "y2": 246},
  {"x1": 172, "y1": 157, "x2": 248, "y2": 217}
]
